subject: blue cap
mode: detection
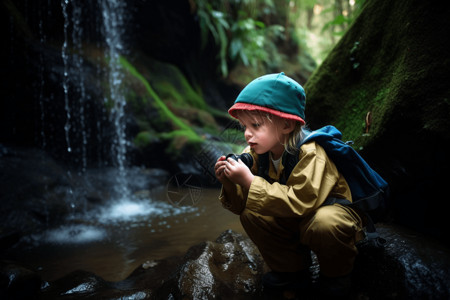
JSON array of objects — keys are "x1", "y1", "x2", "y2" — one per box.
[{"x1": 228, "y1": 72, "x2": 306, "y2": 124}]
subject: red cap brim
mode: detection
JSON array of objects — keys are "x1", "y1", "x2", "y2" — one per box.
[{"x1": 228, "y1": 102, "x2": 305, "y2": 125}]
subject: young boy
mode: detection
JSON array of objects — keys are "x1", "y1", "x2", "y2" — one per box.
[{"x1": 214, "y1": 73, "x2": 364, "y2": 296}]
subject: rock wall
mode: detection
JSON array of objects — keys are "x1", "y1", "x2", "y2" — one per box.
[{"x1": 303, "y1": 0, "x2": 450, "y2": 243}]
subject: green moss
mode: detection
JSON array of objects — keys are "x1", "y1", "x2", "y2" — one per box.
[
  {"x1": 205, "y1": 106, "x2": 231, "y2": 119},
  {"x1": 159, "y1": 129, "x2": 203, "y2": 142},
  {"x1": 303, "y1": 0, "x2": 433, "y2": 150},
  {"x1": 159, "y1": 129, "x2": 204, "y2": 156},
  {"x1": 119, "y1": 56, "x2": 210, "y2": 154},
  {"x1": 119, "y1": 56, "x2": 199, "y2": 135},
  {"x1": 156, "y1": 75, "x2": 206, "y2": 110},
  {"x1": 132, "y1": 55, "x2": 208, "y2": 111},
  {"x1": 134, "y1": 131, "x2": 159, "y2": 148}
]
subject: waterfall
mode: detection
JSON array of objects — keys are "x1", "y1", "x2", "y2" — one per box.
[
  {"x1": 71, "y1": 0, "x2": 88, "y2": 173},
  {"x1": 38, "y1": 7, "x2": 47, "y2": 149},
  {"x1": 100, "y1": 0, "x2": 130, "y2": 198},
  {"x1": 61, "y1": 0, "x2": 72, "y2": 154},
  {"x1": 55, "y1": 0, "x2": 131, "y2": 200},
  {"x1": 60, "y1": 0, "x2": 76, "y2": 216},
  {"x1": 3, "y1": 0, "x2": 202, "y2": 249}
]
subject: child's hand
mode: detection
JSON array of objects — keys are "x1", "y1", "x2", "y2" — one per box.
[
  {"x1": 222, "y1": 157, "x2": 254, "y2": 189},
  {"x1": 214, "y1": 156, "x2": 229, "y2": 184}
]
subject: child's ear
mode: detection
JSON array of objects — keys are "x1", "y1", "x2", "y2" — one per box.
[{"x1": 281, "y1": 119, "x2": 296, "y2": 134}]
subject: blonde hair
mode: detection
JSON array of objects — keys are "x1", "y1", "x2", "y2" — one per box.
[
  {"x1": 285, "y1": 121, "x2": 306, "y2": 153},
  {"x1": 235, "y1": 110, "x2": 306, "y2": 154}
]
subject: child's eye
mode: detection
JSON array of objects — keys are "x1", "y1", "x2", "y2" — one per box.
[{"x1": 252, "y1": 123, "x2": 261, "y2": 128}]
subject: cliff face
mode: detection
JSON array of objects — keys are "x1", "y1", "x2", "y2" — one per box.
[{"x1": 303, "y1": 0, "x2": 450, "y2": 242}]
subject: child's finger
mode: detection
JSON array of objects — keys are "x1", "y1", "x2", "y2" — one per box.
[
  {"x1": 227, "y1": 157, "x2": 238, "y2": 165},
  {"x1": 217, "y1": 155, "x2": 226, "y2": 162}
]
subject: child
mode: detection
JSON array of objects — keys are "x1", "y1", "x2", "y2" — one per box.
[{"x1": 214, "y1": 73, "x2": 365, "y2": 296}]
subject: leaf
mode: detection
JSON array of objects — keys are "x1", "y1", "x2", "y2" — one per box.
[
  {"x1": 322, "y1": 15, "x2": 351, "y2": 32},
  {"x1": 254, "y1": 20, "x2": 266, "y2": 29},
  {"x1": 240, "y1": 51, "x2": 249, "y2": 66},
  {"x1": 230, "y1": 39, "x2": 243, "y2": 60}
]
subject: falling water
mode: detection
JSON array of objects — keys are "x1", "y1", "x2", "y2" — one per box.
[
  {"x1": 60, "y1": 0, "x2": 76, "y2": 216},
  {"x1": 100, "y1": 0, "x2": 130, "y2": 198},
  {"x1": 38, "y1": 10, "x2": 47, "y2": 149},
  {"x1": 61, "y1": 0, "x2": 72, "y2": 154},
  {"x1": 9, "y1": 0, "x2": 180, "y2": 241},
  {"x1": 56, "y1": 0, "x2": 130, "y2": 199},
  {"x1": 71, "y1": 0, "x2": 88, "y2": 173}
]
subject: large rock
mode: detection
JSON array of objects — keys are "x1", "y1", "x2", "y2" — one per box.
[
  {"x1": 37, "y1": 256, "x2": 184, "y2": 299},
  {"x1": 353, "y1": 224, "x2": 450, "y2": 299},
  {"x1": 155, "y1": 230, "x2": 265, "y2": 299},
  {"x1": 303, "y1": 0, "x2": 450, "y2": 243},
  {"x1": 0, "y1": 260, "x2": 41, "y2": 300}
]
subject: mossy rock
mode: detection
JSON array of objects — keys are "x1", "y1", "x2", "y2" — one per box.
[
  {"x1": 118, "y1": 56, "x2": 220, "y2": 154},
  {"x1": 303, "y1": 0, "x2": 450, "y2": 243},
  {"x1": 134, "y1": 55, "x2": 206, "y2": 110},
  {"x1": 304, "y1": 0, "x2": 450, "y2": 149}
]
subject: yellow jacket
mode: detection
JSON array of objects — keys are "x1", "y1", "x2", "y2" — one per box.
[{"x1": 220, "y1": 141, "x2": 352, "y2": 217}]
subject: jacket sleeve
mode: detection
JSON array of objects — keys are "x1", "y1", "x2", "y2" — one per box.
[
  {"x1": 219, "y1": 184, "x2": 247, "y2": 215},
  {"x1": 245, "y1": 142, "x2": 346, "y2": 218}
]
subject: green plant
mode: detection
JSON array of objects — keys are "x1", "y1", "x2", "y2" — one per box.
[
  {"x1": 197, "y1": 1, "x2": 230, "y2": 76},
  {"x1": 321, "y1": 0, "x2": 366, "y2": 36},
  {"x1": 230, "y1": 17, "x2": 266, "y2": 66},
  {"x1": 196, "y1": 0, "x2": 283, "y2": 77},
  {"x1": 229, "y1": 16, "x2": 285, "y2": 72}
]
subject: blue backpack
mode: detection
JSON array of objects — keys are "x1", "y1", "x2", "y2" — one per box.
[{"x1": 257, "y1": 125, "x2": 389, "y2": 244}]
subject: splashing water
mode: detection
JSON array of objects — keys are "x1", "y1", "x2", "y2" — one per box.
[
  {"x1": 43, "y1": 225, "x2": 107, "y2": 244},
  {"x1": 97, "y1": 199, "x2": 196, "y2": 224},
  {"x1": 34, "y1": 197, "x2": 197, "y2": 245}
]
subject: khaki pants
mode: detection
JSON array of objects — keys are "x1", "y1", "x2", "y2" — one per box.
[{"x1": 240, "y1": 204, "x2": 365, "y2": 277}]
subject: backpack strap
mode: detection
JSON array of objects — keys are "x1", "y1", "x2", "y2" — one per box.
[
  {"x1": 280, "y1": 148, "x2": 300, "y2": 184},
  {"x1": 256, "y1": 149, "x2": 300, "y2": 184},
  {"x1": 257, "y1": 152, "x2": 271, "y2": 182}
]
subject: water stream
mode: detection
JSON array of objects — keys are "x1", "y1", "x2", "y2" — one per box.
[{"x1": 6, "y1": 188, "x2": 244, "y2": 282}]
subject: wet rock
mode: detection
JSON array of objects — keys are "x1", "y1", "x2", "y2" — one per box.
[
  {"x1": 0, "y1": 146, "x2": 70, "y2": 239},
  {"x1": 41, "y1": 270, "x2": 107, "y2": 299},
  {"x1": 353, "y1": 224, "x2": 450, "y2": 299},
  {"x1": 40, "y1": 256, "x2": 183, "y2": 299},
  {"x1": 0, "y1": 261, "x2": 41, "y2": 300},
  {"x1": 155, "y1": 230, "x2": 265, "y2": 299},
  {"x1": 3, "y1": 226, "x2": 449, "y2": 299}
]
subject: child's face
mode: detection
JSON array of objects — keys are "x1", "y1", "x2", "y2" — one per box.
[{"x1": 237, "y1": 111, "x2": 287, "y2": 158}]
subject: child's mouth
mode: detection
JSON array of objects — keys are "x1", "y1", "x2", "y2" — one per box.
[{"x1": 248, "y1": 142, "x2": 257, "y2": 147}]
